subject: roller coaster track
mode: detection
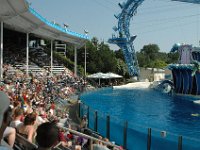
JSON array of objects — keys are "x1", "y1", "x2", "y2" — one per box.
[{"x1": 108, "y1": 0, "x2": 200, "y2": 77}]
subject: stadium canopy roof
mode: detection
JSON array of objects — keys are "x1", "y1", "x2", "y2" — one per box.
[{"x1": 0, "y1": 0, "x2": 89, "y2": 48}]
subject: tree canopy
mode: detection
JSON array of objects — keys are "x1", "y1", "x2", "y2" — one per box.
[
  {"x1": 137, "y1": 44, "x2": 178, "y2": 68},
  {"x1": 64, "y1": 38, "x2": 179, "y2": 77}
]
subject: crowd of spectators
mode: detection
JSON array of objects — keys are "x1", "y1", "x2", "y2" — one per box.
[
  {"x1": 0, "y1": 43, "x2": 123, "y2": 150},
  {"x1": 0, "y1": 63, "x2": 122, "y2": 150},
  {"x1": 0, "y1": 62, "x2": 84, "y2": 147}
]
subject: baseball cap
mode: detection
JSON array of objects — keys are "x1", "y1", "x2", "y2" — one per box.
[{"x1": 0, "y1": 91, "x2": 10, "y2": 127}]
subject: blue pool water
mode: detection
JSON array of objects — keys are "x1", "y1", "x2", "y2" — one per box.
[{"x1": 80, "y1": 88, "x2": 200, "y2": 150}]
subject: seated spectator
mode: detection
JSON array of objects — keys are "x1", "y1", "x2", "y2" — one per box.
[
  {"x1": 66, "y1": 132, "x2": 73, "y2": 141},
  {"x1": 10, "y1": 107, "x2": 23, "y2": 128},
  {"x1": 79, "y1": 115, "x2": 88, "y2": 132},
  {"x1": 97, "y1": 136, "x2": 103, "y2": 145},
  {"x1": 0, "y1": 91, "x2": 13, "y2": 149},
  {"x1": 103, "y1": 138, "x2": 112, "y2": 149},
  {"x1": 93, "y1": 144, "x2": 110, "y2": 150},
  {"x1": 57, "y1": 114, "x2": 70, "y2": 128},
  {"x1": 76, "y1": 136, "x2": 84, "y2": 146},
  {"x1": 34, "y1": 110, "x2": 47, "y2": 125},
  {"x1": 49, "y1": 101, "x2": 56, "y2": 116},
  {"x1": 58, "y1": 128, "x2": 68, "y2": 147},
  {"x1": 75, "y1": 145, "x2": 82, "y2": 150},
  {"x1": 3, "y1": 126, "x2": 16, "y2": 148},
  {"x1": 35, "y1": 122, "x2": 59, "y2": 150},
  {"x1": 36, "y1": 114, "x2": 46, "y2": 125},
  {"x1": 17, "y1": 113, "x2": 36, "y2": 143},
  {"x1": 114, "y1": 146, "x2": 123, "y2": 150}
]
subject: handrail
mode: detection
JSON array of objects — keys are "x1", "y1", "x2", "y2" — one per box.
[
  {"x1": 15, "y1": 133, "x2": 38, "y2": 149},
  {"x1": 59, "y1": 126, "x2": 121, "y2": 149},
  {"x1": 15, "y1": 133, "x2": 63, "y2": 150}
]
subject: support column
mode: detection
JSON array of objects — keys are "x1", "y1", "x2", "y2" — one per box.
[
  {"x1": 123, "y1": 121, "x2": 128, "y2": 149},
  {"x1": 0, "y1": 22, "x2": 3, "y2": 80},
  {"x1": 26, "y1": 33, "x2": 29, "y2": 76},
  {"x1": 84, "y1": 43, "x2": 87, "y2": 78},
  {"x1": 74, "y1": 46, "x2": 77, "y2": 77},
  {"x1": 51, "y1": 40, "x2": 53, "y2": 76},
  {"x1": 94, "y1": 111, "x2": 98, "y2": 132},
  {"x1": 178, "y1": 136, "x2": 182, "y2": 150},
  {"x1": 106, "y1": 115, "x2": 110, "y2": 139},
  {"x1": 147, "y1": 128, "x2": 151, "y2": 150}
]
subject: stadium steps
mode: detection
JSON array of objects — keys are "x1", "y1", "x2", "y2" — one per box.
[{"x1": 44, "y1": 66, "x2": 65, "y2": 74}]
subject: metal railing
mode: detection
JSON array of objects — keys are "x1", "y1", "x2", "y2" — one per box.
[
  {"x1": 59, "y1": 126, "x2": 121, "y2": 150},
  {"x1": 14, "y1": 127, "x2": 120, "y2": 150},
  {"x1": 79, "y1": 102, "x2": 200, "y2": 150}
]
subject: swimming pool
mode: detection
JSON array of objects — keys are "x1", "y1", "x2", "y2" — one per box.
[{"x1": 80, "y1": 87, "x2": 200, "y2": 150}]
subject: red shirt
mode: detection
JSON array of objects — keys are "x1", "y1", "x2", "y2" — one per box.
[
  {"x1": 59, "y1": 132, "x2": 66, "y2": 142},
  {"x1": 51, "y1": 103, "x2": 55, "y2": 110}
]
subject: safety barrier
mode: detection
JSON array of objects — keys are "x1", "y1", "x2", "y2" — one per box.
[
  {"x1": 14, "y1": 134, "x2": 37, "y2": 150},
  {"x1": 59, "y1": 126, "x2": 121, "y2": 150},
  {"x1": 79, "y1": 102, "x2": 200, "y2": 150},
  {"x1": 13, "y1": 128, "x2": 120, "y2": 150}
]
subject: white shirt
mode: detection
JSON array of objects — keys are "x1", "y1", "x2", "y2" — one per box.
[
  {"x1": 36, "y1": 116, "x2": 45, "y2": 125},
  {"x1": 0, "y1": 140, "x2": 12, "y2": 150},
  {"x1": 93, "y1": 144, "x2": 110, "y2": 150},
  {"x1": 10, "y1": 120, "x2": 22, "y2": 128},
  {"x1": 0, "y1": 146, "x2": 11, "y2": 150}
]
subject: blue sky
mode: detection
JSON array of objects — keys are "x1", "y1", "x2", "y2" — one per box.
[{"x1": 28, "y1": 0, "x2": 200, "y2": 52}]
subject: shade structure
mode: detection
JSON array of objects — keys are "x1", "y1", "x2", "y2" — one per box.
[
  {"x1": 87, "y1": 72, "x2": 107, "y2": 85},
  {"x1": 87, "y1": 72, "x2": 123, "y2": 79},
  {"x1": 87, "y1": 72, "x2": 107, "y2": 79},
  {"x1": 87, "y1": 72, "x2": 123, "y2": 85},
  {"x1": 0, "y1": 0, "x2": 89, "y2": 48},
  {"x1": 105, "y1": 72, "x2": 123, "y2": 78}
]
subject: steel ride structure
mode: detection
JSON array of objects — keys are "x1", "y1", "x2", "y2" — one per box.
[{"x1": 108, "y1": 0, "x2": 200, "y2": 77}]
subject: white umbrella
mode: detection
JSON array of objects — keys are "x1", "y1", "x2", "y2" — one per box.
[
  {"x1": 87, "y1": 72, "x2": 107, "y2": 85},
  {"x1": 87, "y1": 72, "x2": 123, "y2": 86},
  {"x1": 87, "y1": 72, "x2": 107, "y2": 78},
  {"x1": 105, "y1": 72, "x2": 123, "y2": 78}
]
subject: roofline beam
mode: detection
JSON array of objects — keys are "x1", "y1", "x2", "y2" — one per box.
[
  {"x1": 26, "y1": 33, "x2": 29, "y2": 76},
  {"x1": 51, "y1": 40, "x2": 53, "y2": 76},
  {"x1": 0, "y1": 9, "x2": 28, "y2": 22},
  {"x1": 2, "y1": 0, "x2": 88, "y2": 47},
  {"x1": 7, "y1": 0, "x2": 28, "y2": 14},
  {"x1": 30, "y1": 22, "x2": 46, "y2": 32},
  {"x1": 0, "y1": 22, "x2": 3, "y2": 80}
]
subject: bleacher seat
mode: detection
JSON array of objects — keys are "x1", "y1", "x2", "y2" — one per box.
[{"x1": 14, "y1": 134, "x2": 37, "y2": 150}]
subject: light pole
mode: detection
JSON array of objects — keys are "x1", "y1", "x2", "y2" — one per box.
[{"x1": 84, "y1": 30, "x2": 88, "y2": 81}]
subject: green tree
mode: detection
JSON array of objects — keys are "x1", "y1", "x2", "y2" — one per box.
[
  {"x1": 141, "y1": 44, "x2": 159, "y2": 61},
  {"x1": 137, "y1": 52, "x2": 146, "y2": 67},
  {"x1": 153, "y1": 59, "x2": 167, "y2": 68},
  {"x1": 137, "y1": 43, "x2": 180, "y2": 69},
  {"x1": 116, "y1": 59, "x2": 128, "y2": 76},
  {"x1": 56, "y1": 39, "x2": 180, "y2": 78},
  {"x1": 97, "y1": 43, "x2": 117, "y2": 72},
  {"x1": 115, "y1": 49, "x2": 125, "y2": 61},
  {"x1": 167, "y1": 52, "x2": 179, "y2": 64}
]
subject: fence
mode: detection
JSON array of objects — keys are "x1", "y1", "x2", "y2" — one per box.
[{"x1": 79, "y1": 102, "x2": 200, "y2": 150}]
